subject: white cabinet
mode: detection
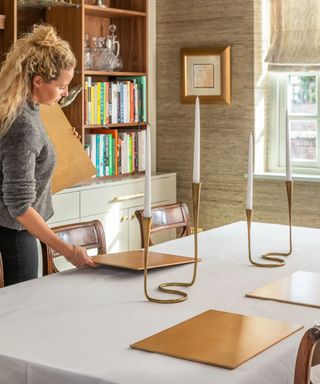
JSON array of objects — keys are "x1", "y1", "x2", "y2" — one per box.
[
  {"x1": 47, "y1": 191, "x2": 80, "y2": 225},
  {"x1": 128, "y1": 205, "x2": 144, "y2": 251},
  {"x1": 48, "y1": 173, "x2": 177, "y2": 253},
  {"x1": 80, "y1": 209, "x2": 128, "y2": 253}
]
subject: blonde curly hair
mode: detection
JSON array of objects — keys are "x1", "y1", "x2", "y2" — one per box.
[{"x1": 0, "y1": 24, "x2": 76, "y2": 137}]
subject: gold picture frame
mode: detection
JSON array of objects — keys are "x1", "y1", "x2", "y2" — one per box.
[{"x1": 181, "y1": 46, "x2": 231, "y2": 104}]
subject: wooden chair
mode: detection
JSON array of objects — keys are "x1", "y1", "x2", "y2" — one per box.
[
  {"x1": 135, "y1": 202, "x2": 191, "y2": 247},
  {"x1": 41, "y1": 220, "x2": 106, "y2": 276},
  {"x1": 0, "y1": 253, "x2": 4, "y2": 288},
  {"x1": 294, "y1": 325, "x2": 320, "y2": 384}
]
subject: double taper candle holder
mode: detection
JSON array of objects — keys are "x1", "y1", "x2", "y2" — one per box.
[
  {"x1": 246, "y1": 180, "x2": 293, "y2": 268},
  {"x1": 143, "y1": 182, "x2": 201, "y2": 303}
]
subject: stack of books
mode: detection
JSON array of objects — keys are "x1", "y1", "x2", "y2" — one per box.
[
  {"x1": 85, "y1": 129, "x2": 146, "y2": 177},
  {"x1": 84, "y1": 76, "x2": 147, "y2": 125}
]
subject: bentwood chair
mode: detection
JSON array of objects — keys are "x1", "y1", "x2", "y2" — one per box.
[
  {"x1": 0, "y1": 253, "x2": 4, "y2": 288},
  {"x1": 294, "y1": 325, "x2": 320, "y2": 384},
  {"x1": 135, "y1": 202, "x2": 191, "y2": 247},
  {"x1": 41, "y1": 220, "x2": 106, "y2": 275}
]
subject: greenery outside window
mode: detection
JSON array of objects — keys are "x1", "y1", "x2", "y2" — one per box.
[{"x1": 268, "y1": 72, "x2": 320, "y2": 175}]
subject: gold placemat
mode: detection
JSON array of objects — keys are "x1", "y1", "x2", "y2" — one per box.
[
  {"x1": 92, "y1": 251, "x2": 198, "y2": 270},
  {"x1": 131, "y1": 309, "x2": 302, "y2": 369},
  {"x1": 246, "y1": 270, "x2": 320, "y2": 308},
  {"x1": 40, "y1": 104, "x2": 96, "y2": 194}
]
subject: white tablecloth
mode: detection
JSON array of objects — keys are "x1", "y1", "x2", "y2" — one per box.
[{"x1": 1, "y1": 221, "x2": 320, "y2": 384}]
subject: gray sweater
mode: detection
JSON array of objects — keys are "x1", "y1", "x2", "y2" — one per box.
[{"x1": 0, "y1": 102, "x2": 56, "y2": 230}]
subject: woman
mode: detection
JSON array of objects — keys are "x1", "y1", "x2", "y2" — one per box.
[{"x1": 0, "y1": 24, "x2": 96, "y2": 286}]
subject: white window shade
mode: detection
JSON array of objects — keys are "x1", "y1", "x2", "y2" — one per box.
[{"x1": 265, "y1": 0, "x2": 320, "y2": 72}]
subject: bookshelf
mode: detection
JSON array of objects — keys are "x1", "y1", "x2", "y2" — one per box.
[
  {"x1": 0, "y1": 0, "x2": 148, "y2": 180},
  {"x1": 0, "y1": 14, "x2": 5, "y2": 29}
]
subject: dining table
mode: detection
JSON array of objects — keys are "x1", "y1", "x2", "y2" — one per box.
[{"x1": 1, "y1": 221, "x2": 320, "y2": 384}]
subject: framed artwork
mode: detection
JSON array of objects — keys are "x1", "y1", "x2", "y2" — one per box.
[{"x1": 180, "y1": 46, "x2": 231, "y2": 104}]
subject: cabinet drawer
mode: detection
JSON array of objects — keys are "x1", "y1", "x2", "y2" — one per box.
[
  {"x1": 48, "y1": 192, "x2": 80, "y2": 224},
  {"x1": 80, "y1": 182, "x2": 144, "y2": 216},
  {"x1": 152, "y1": 176, "x2": 176, "y2": 203},
  {"x1": 80, "y1": 176, "x2": 176, "y2": 217}
]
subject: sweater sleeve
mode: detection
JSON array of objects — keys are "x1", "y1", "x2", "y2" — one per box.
[{"x1": 1, "y1": 120, "x2": 40, "y2": 218}]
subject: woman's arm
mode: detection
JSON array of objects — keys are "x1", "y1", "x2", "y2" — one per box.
[{"x1": 16, "y1": 207, "x2": 96, "y2": 268}]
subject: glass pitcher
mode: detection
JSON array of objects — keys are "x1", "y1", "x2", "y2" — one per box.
[
  {"x1": 92, "y1": 36, "x2": 104, "y2": 71},
  {"x1": 101, "y1": 24, "x2": 123, "y2": 71},
  {"x1": 84, "y1": 34, "x2": 93, "y2": 70}
]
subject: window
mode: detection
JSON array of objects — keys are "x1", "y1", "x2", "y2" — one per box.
[{"x1": 268, "y1": 73, "x2": 320, "y2": 175}]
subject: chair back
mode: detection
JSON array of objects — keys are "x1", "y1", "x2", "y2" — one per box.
[
  {"x1": 0, "y1": 253, "x2": 4, "y2": 288},
  {"x1": 294, "y1": 325, "x2": 320, "y2": 384},
  {"x1": 41, "y1": 220, "x2": 106, "y2": 275},
  {"x1": 135, "y1": 202, "x2": 191, "y2": 247}
]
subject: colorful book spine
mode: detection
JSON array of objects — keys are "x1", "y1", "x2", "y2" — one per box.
[{"x1": 108, "y1": 134, "x2": 113, "y2": 175}]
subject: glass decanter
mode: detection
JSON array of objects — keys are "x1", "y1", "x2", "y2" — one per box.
[
  {"x1": 92, "y1": 36, "x2": 104, "y2": 71},
  {"x1": 101, "y1": 24, "x2": 123, "y2": 71},
  {"x1": 84, "y1": 34, "x2": 93, "y2": 70}
]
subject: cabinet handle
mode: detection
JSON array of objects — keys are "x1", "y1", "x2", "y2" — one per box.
[
  {"x1": 113, "y1": 193, "x2": 144, "y2": 202},
  {"x1": 131, "y1": 214, "x2": 136, "y2": 220},
  {"x1": 120, "y1": 216, "x2": 129, "y2": 222}
]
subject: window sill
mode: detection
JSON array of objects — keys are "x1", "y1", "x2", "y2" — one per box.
[{"x1": 252, "y1": 172, "x2": 320, "y2": 183}]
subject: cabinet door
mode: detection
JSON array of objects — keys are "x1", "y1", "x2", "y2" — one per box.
[
  {"x1": 81, "y1": 208, "x2": 129, "y2": 253},
  {"x1": 48, "y1": 192, "x2": 80, "y2": 225},
  {"x1": 128, "y1": 205, "x2": 144, "y2": 251}
]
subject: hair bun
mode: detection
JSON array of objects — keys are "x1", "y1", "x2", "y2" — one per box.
[{"x1": 30, "y1": 24, "x2": 58, "y2": 48}]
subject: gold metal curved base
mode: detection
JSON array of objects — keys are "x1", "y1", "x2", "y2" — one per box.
[
  {"x1": 143, "y1": 183, "x2": 201, "y2": 304},
  {"x1": 246, "y1": 209, "x2": 285, "y2": 268},
  {"x1": 261, "y1": 181, "x2": 293, "y2": 262}
]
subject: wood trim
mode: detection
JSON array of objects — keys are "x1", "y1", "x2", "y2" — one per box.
[
  {"x1": 135, "y1": 202, "x2": 191, "y2": 247},
  {"x1": 85, "y1": 5, "x2": 146, "y2": 18},
  {"x1": 46, "y1": 4, "x2": 83, "y2": 134},
  {"x1": 84, "y1": 70, "x2": 146, "y2": 76},
  {"x1": 85, "y1": 122, "x2": 147, "y2": 129},
  {"x1": 294, "y1": 326, "x2": 320, "y2": 384},
  {"x1": 0, "y1": 0, "x2": 17, "y2": 65},
  {"x1": 42, "y1": 219, "x2": 107, "y2": 275},
  {"x1": 0, "y1": 14, "x2": 5, "y2": 29}
]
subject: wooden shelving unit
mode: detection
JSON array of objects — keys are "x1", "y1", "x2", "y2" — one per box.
[
  {"x1": 0, "y1": 0, "x2": 148, "y2": 180},
  {"x1": 85, "y1": 122, "x2": 147, "y2": 129},
  {"x1": 0, "y1": 14, "x2": 5, "y2": 29},
  {"x1": 84, "y1": 4, "x2": 146, "y2": 18},
  {"x1": 84, "y1": 70, "x2": 146, "y2": 76}
]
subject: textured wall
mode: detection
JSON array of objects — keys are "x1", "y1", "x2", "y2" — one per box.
[
  {"x1": 156, "y1": 0, "x2": 320, "y2": 230},
  {"x1": 156, "y1": 0, "x2": 254, "y2": 229}
]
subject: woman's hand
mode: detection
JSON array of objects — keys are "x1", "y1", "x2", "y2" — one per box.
[
  {"x1": 16, "y1": 208, "x2": 97, "y2": 270},
  {"x1": 66, "y1": 246, "x2": 97, "y2": 268}
]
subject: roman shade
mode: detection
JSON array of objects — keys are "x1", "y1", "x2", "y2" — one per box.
[{"x1": 265, "y1": 0, "x2": 320, "y2": 72}]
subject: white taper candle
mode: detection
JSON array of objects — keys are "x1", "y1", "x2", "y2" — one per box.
[
  {"x1": 193, "y1": 96, "x2": 200, "y2": 183},
  {"x1": 144, "y1": 126, "x2": 151, "y2": 218},
  {"x1": 285, "y1": 110, "x2": 292, "y2": 181},
  {"x1": 246, "y1": 133, "x2": 253, "y2": 210}
]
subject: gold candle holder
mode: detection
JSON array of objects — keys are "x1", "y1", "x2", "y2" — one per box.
[
  {"x1": 246, "y1": 209, "x2": 285, "y2": 267},
  {"x1": 143, "y1": 182, "x2": 201, "y2": 304},
  {"x1": 261, "y1": 180, "x2": 293, "y2": 261}
]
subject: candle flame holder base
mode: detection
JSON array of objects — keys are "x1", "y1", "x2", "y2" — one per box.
[
  {"x1": 246, "y1": 209, "x2": 285, "y2": 268},
  {"x1": 143, "y1": 182, "x2": 201, "y2": 303},
  {"x1": 261, "y1": 180, "x2": 293, "y2": 261},
  {"x1": 246, "y1": 180, "x2": 293, "y2": 268}
]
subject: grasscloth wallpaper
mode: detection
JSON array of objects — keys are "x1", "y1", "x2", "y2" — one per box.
[{"x1": 156, "y1": 0, "x2": 320, "y2": 230}]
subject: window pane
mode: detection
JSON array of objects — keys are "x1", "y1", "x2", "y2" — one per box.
[
  {"x1": 288, "y1": 75, "x2": 317, "y2": 114},
  {"x1": 290, "y1": 120, "x2": 317, "y2": 161}
]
